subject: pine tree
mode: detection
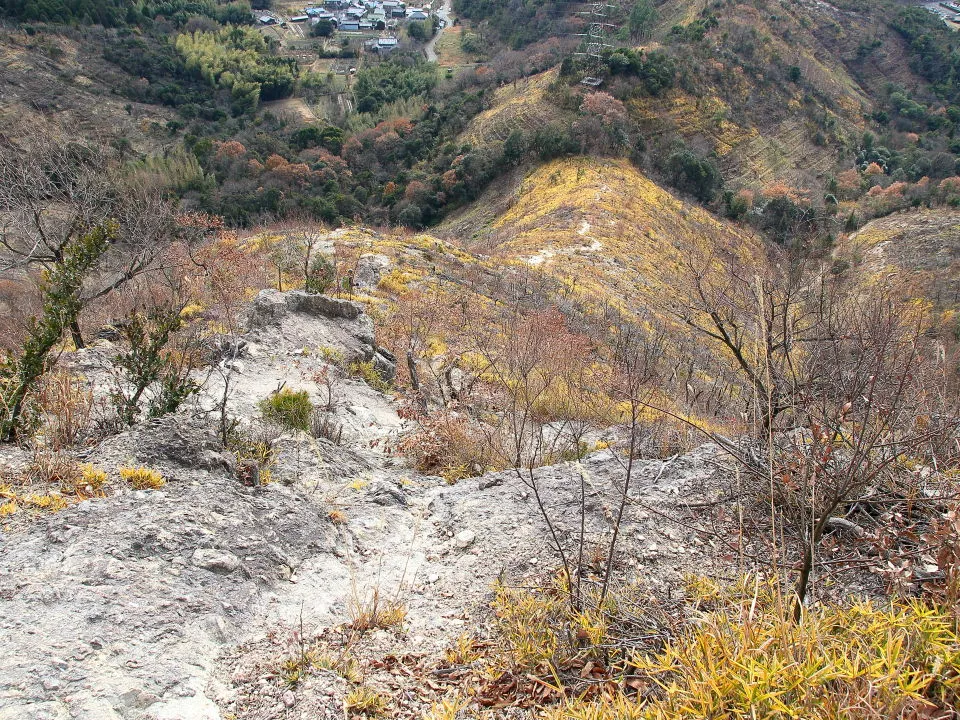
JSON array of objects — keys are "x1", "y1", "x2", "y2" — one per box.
[{"x1": 1, "y1": 223, "x2": 116, "y2": 439}]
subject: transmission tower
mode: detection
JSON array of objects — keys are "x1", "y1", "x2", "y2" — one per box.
[{"x1": 576, "y1": 0, "x2": 618, "y2": 87}]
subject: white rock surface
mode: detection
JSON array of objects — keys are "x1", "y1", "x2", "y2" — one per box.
[{"x1": 0, "y1": 291, "x2": 724, "y2": 719}]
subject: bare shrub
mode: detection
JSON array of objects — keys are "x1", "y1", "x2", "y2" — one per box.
[
  {"x1": 666, "y1": 253, "x2": 960, "y2": 619},
  {"x1": 310, "y1": 407, "x2": 342, "y2": 445},
  {"x1": 33, "y1": 370, "x2": 95, "y2": 449},
  {"x1": 396, "y1": 405, "x2": 491, "y2": 481}
]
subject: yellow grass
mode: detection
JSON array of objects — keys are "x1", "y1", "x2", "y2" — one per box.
[{"x1": 487, "y1": 157, "x2": 766, "y2": 320}]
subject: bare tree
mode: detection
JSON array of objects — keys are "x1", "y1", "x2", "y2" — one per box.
[
  {"x1": 0, "y1": 129, "x2": 179, "y2": 349},
  {"x1": 598, "y1": 321, "x2": 666, "y2": 606},
  {"x1": 773, "y1": 292, "x2": 956, "y2": 619},
  {"x1": 0, "y1": 127, "x2": 194, "y2": 438},
  {"x1": 666, "y1": 251, "x2": 825, "y2": 437},
  {"x1": 663, "y1": 253, "x2": 959, "y2": 619},
  {"x1": 462, "y1": 305, "x2": 664, "y2": 611}
]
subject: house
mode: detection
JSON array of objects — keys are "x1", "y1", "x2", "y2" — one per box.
[
  {"x1": 359, "y1": 21, "x2": 373, "y2": 29},
  {"x1": 377, "y1": 36, "x2": 398, "y2": 49},
  {"x1": 339, "y1": 20, "x2": 360, "y2": 30},
  {"x1": 290, "y1": 15, "x2": 309, "y2": 22},
  {"x1": 258, "y1": 15, "x2": 276, "y2": 23},
  {"x1": 407, "y1": 9, "x2": 428, "y2": 20}
]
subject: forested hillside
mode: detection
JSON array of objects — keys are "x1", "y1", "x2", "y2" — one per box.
[{"x1": 4, "y1": 0, "x2": 960, "y2": 241}]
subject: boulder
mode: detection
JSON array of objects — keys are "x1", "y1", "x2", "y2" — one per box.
[
  {"x1": 353, "y1": 254, "x2": 392, "y2": 289},
  {"x1": 246, "y1": 289, "x2": 376, "y2": 363},
  {"x1": 247, "y1": 289, "x2": 291, "y2": 329},
  {"x1": 191, "y1": 548, "x2": 241, "y2": 574},
  {"x1": 286, "y1": 291, "x2": 363, "y2": 321},
  {"x1": 249, "y1": 289, "x2": 367, "y2": 328},
  {"x1": 373, "y1": 348, "x2": 397, "y2": 383},
  {"x1": 454, "y1": 530, "x2": 476, "y2": 549}
]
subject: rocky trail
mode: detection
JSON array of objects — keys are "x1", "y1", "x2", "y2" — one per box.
[{"x1": 0, "y1": 288, "x2": 726, "y2": 720}]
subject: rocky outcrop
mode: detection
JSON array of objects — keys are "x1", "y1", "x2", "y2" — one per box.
[
  {"x1": 247, "y1": 289, "x2": 375, "y2": 363},
  {"x1": 245, "y1": 289, "x2": 397, "y2": 384},
  {"x1": 0, "y1": 284, "x2": 731, "y2": 720},
  {"x1": 352, "y1": 254, "x2": 392, "y2": 289},
  {"x1": 0, "y1": 417, "x2": 341, "y2": 720},
  {"x1": 248, "y1": 289, "x2": 368, "y2": 333},
  {"x1": 372, "y1": 346, "x2": 397, "y2": 383}
]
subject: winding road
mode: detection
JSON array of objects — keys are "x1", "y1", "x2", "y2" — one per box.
[{"x1": 424, "y1": 0, "x2": 452, "y2": 62}]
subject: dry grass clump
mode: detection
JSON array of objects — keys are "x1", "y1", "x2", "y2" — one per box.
[
  {"x1": 278, "y1": 646, "x2": 361, "y2": 687},
  {"x1": 538, "y1": 576, "x2": 960, "y2": 720},
  {"x1": 443, "y1": 633, "x2": 483, "y2": 666},
  {"x1": 32, "y1": 370, "x2": 96, "y2": 449},
  {"x1": 396, "y1": 408, "x2": 493, "y2": 483},
  {"x1": 427, "y1": 574, "x2": 960, "y2": 719},
  {"x1": 229, "y1": 421, "x2": 281, "y2": 486},
  {"x1": 25, "y1": 448, "x2": 84, "y2": 489},
  {"x1": 490, "y1": 574, "x2": 662, "y2": 675},
  {"x1": 345, "y1": 685, "x2": 389, "y2": 716},
  {"x1": 348, "y1": 588, "x2": 407, "y2": 633},
  {"x1": 0, "y1": 452, "x2": 109, "y2": 517},
  {"x1": 119, "y1": 466, "x2": 165, "y2": 490}
]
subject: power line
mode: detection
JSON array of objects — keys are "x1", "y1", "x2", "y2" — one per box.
[{"x1": 574, "y1": 0, "x2": 619, "y2": 87}]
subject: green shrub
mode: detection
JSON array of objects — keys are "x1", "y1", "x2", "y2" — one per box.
[
  {"x1": 259, "y1": 388, "x2": 314, "y2": 431},
  {"x1": 666, "y1": 147, "x2": 721, "y2": 202},
  {"x1": 305, "y1": 255, "x2": 336, "y2": 294}
]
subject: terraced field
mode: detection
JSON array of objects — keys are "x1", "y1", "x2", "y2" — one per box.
[{"x1": 461, "y1": 68, "x2": 567, "y2": 147}]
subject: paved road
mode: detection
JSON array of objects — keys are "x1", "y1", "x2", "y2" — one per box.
[{"x1": 424, "y1": 0, "x2": 452, "y2": 62}]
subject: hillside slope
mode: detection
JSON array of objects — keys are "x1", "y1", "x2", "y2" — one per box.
[
  {"x1": 836, "y1": 207, "x2": 960, "y2": 312},
  {"x1": 0, "y1": 293, "x2": 726, "y2": 720},
  {"x1": 441, "y1": 157, "x2": 768, "y2": 316},
  {"x1": 0, "y1": 28, "x2": 176, "y2": 152}
]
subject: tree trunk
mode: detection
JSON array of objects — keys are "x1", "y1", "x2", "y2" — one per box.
[
  {"x1": 406, "y1": 350, "x2": 420, "y2": 393},
  {"x1": 792, "y1": 504, "x2": 836, "y2": 622},
  {"x1": 70, "y1": 320, "x2": 85, "y2": 350},
  {"x1": 791, "y1": 541, "x2": 814, "y2": 623}
]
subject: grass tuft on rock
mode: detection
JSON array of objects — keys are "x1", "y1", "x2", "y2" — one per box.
[
  {"x1": 119, "y1": 466, "x2": 165, "y2": 490},
  {"x1": 259, "y1": 388, "x2": 314, "y2": 432}
]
